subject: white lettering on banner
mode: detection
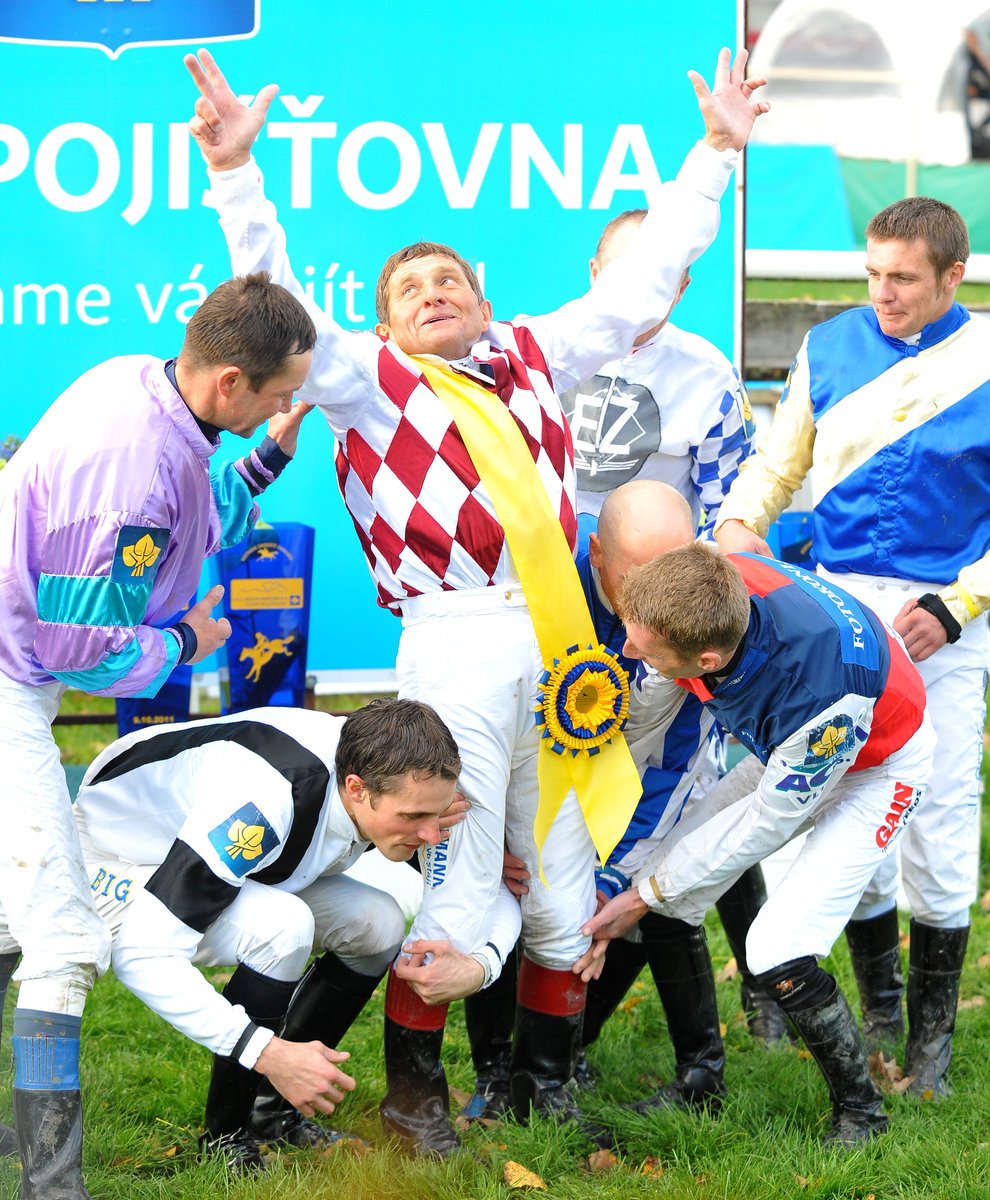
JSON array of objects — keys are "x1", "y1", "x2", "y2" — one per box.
[
  {"x1": 510, "y1": 124, "x2": 582, "y2": 209},
  {"x1": 135, "y1": 262, "x2": 207, "y2": 325},
  {"x1": 0, "y1": 97, "x2": 666, "y2": 221},
  {"x1": 35, "y1": 122, "x2": 119, "y2": 212},
  {"x1": 422, "y1": 123, "x2": 502, "y2": 208},
  {"x1": 0, "y1": 281, "x2": 109, "y2": 326},
  {"x1": 0, "y1": 124, "x2": 30, "y2": 184},
  {"x1": 337, "y1": 121, "x2": 421, "y2": 210},
  {"x1": 301, "y1": 263, "x2": 366, "y2": 323},
  {"x1": 267, "y1": 121, "x2": 338, "y2": 208}
]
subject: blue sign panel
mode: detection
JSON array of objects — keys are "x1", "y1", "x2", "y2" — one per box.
[
  {"x1": 1, "y1": 0, "x2": 741, "y2": 676},
  {"x1": 0, "y1": 0, "x2": 258, "y2": 59}
]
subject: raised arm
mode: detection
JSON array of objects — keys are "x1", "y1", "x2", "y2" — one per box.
[
  {"x1": 522, "y1": 49, "x2": 768, "y2": 392},
  {"x1": 184, "y1": 48, "x2": 277, "y2": 171}
]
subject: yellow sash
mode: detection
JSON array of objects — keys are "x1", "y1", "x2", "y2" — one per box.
[{"x1": 415, "y1": 358, "x2": 642, "y2": 869}]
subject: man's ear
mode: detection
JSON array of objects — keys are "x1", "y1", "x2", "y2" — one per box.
[
  {"x1": 343, "y1": 773, "x2": 367, "y2": 806},
  {"x1": 588, "y1": 531, "x2": 603, "y2": 569},
  {"x1": 216, "y1": 365, "x2": 243, "y2": 398},
  {"x1": 375, "y1": 322, "x2": 391, "y2": 340},
  {"x1": 478, "y1": 298, "x2": 493, "y2": 331},
  {"x1": 697, "y1": 649, "x2": 724, "y2": 674},
  {"x1": 589, "y1": 256, "x2": 601, "y2": 285}
]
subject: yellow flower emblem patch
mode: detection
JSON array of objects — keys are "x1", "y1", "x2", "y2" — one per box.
[{"x1": 122, "y1": 533, "x2": 162, "y2": 578}]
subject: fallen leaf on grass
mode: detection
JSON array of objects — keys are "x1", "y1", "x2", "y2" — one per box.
[
  {"x1": 504, "y1": 1161, "x2": 547, "y2": 1189},
  {"x1": 449, "y1": 1086, "x2": 472, "y2": 1108},
  {"x1": 716, "y1": 957, "x2": 739, "y2": 983},
  {"x1": 978, "y1": 954, "x2": 990, "y2": 969},
  {"x1": 797, "y1": 1049, "x2": 813, "y2": 1061},
  {"x1": 587, "y1": 1149, "x2": 618, "y2": 1173},
  {"x1": 619, "y1": 995, "x2": 645, "y2": 1014},
  {"x1": 164, "y1": 1146, "x2": 178, "y2": 1158},
  {"x1": 899, "y1": 929, "x2": 911, "y2": 949},
  {"x1": 719, "y1": 1022, "x2": 728, "y2": 1037},
  {"x1": 980, "y1": 888, "x2": 990, "y2": 913},
  {"x1": 868, "y1": 1051, "x2": 914, "y2": 1094},
  {"x1": 640, "y1": 1157, "x2": 665, "y2": 1177},
  {"x1": 958, "y1": 995, "x2": 986, "y2": 1010}
]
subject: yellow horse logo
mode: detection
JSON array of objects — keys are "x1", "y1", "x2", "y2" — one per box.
[{"x1": 239, "y1": 631, "x2": 296, "y2": 683}]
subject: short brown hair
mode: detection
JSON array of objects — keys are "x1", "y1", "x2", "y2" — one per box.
[
  {"x1": 595, "y1": 208, "x2": 646, "y2": 261},
  {"x1": 865, "y1": 197, "x2": 969, "y2": 276},
  {"x1": 619, "y1": 542, "x2": 750, "y2": 658},
  {"x1": 335, "y1": 698, "x2": 461, "y2": 796},
  {"x1": 180, "y1": 272, "x2": 316, "y2": 390},
  {"x1": 376, "y1": 242, "x2": 483, "y2": 323}
]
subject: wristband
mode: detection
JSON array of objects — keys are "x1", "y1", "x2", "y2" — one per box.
[{"x1": 914, "y1": 593, "x2": 962, "y2": 644}]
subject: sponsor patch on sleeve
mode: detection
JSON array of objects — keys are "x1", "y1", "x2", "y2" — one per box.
[
  {"x1": 111, "y1": 525, "x2": 170, "y2": 584},
  {"x1": 802, "y1": 716, "x2": 857, "y2": 768},
  {"x1": 207, "y1": 803, "x2": 281, "y2": 878}
]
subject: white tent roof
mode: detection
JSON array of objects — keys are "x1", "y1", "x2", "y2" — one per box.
[{"x1": 750, "y1": 0, "x2": 990, "y2": 164}]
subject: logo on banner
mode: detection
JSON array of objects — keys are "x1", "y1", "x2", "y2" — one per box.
[
  {"x1": 0, "y1": 0, "x2": 259, "y2": 60},
  {"x1": 240, "y1": 631, "x2": 296, "y2": 683}
]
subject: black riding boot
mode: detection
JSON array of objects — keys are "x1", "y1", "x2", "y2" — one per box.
[
  {"x1": 629, "y1": 913, "x2": 725, "y2": 1114},
  {"x1": 904, "y1": 920, "x2": 969, "y2": 1100},
  {"x1": 715, "y1": 866, "x2": 790, "y2": 1046},
  {"x1": 760, "y1": 959, "x2": 887, "y2": 1146},
  {"x1": 575, "y1": 936, "x2": 647, "y2": 1088},
  {"x1": 250, "y1": 952, "x2": 381, "y2": 1147},
  {"x1": 509, "y1": 957, "x2": 610, "y2": 1146},
  {"x1": 461, "y1": 948, "x2": 516, "y2": 1120},
  {"x1": 379, "y1": 970, "x2": 460, "y2": 1157},
  {"x1": 201, "y1": 964, "x2": 297, "y2": 1173},
  {"x1": 844, "y1": 908, "x2": 905, "y2": 1052}
]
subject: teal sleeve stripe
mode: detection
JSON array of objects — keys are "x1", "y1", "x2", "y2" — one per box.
[
  {"x1": 49, "y1": 637, "x2": 146, "y2": 692},
  {"x1": 38, "y1": 573, "x2": 151, "y2": 630},
  {"x1": 139, "y1": 636, "x2": 182, "y2": 699},
  {"x1": 211, "y1": 460, "x2": 258, "y2": 550}
]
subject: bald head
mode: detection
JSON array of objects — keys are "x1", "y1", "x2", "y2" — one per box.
[{"x1": 590, "y1": 481, "x2": 696, "y2": 608}]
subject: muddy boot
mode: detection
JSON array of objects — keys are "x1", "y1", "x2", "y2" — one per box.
[
  {"x1": 0, "y1": 952, "x2": 20, "y2": 1156},
  {"x1": 629, "y1": 914, "x2": 725, "y2": 1114},
  {"x1": 12, "y1": 1010, "x2": 91, "y2": 1199},
  {"x1": 904, "y1": 920, "x2": 969, "y2": 1101},
  {"x1": 379, "y1": 971, "x2": 460, "y2": 1158},
  {"x1": 844, "y1": 908, "x2": 905, "y2": 1052},
  {"x1": 250, "y1": 952, "x2": 381, "y2": 1148},
  {"x1": 761, "y1": 959, "x2": 887, "y2": 1147},
  {"x1": 716, "y1": 867, "x2": 790, "y2": 1046},
  {"x1": 461, "y1": 950, "x2": 516, "y2": 1121}
]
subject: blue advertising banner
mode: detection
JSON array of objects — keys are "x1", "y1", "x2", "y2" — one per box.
[
  {"x1": 1, "y1": 0, "x2": 741, "y2": 676},
  {"x1": 214, "y1": 522, "x2": 314, "y2": 712}
]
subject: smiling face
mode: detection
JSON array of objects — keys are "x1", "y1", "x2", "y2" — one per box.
[
  {"x1": 376, "y1": 254, "x2": 493, "y2": 360},
  {"x1": 342, "y1": 769, "x2": 456, "y2": 862},
  {"x1": 865, "y1": 237, "x2": 963, "y2": 340}
]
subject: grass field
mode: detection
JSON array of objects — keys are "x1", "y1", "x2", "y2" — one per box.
[{"x1": 1, "y1": 694, "x2": 985, "y2": 1198}]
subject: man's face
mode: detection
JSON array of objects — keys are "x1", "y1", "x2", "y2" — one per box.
[
  {"x1": 866, "y1": 237, "x2": 962, "y2": 340},
  {"x1": 376, "y1": 255, "x2": 492, "y2": 360},
  {"x1": 347, "y1": 770, "x2": 455, "y2": 862},
  {"x1": 219, "y1": 351, "x2": 312, "y2": 437},
  {"x1": 622, "y1": 620, "x2": 706, "y2": 679}
]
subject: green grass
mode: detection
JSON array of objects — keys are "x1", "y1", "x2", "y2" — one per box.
[
  {"x1": 746, "y1": 278, "x2": 990, "y2": 306},
  {"x1": 13, "y1": 698, "x2": 990, "y2": 1198}
]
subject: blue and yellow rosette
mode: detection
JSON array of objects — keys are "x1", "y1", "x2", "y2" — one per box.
[
  {"x1": 417, "y1": 358, "x2": 643, "y2": 875},
  {"x1": 535, "y1": 643, "x2": 631, "y2": 758}
]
